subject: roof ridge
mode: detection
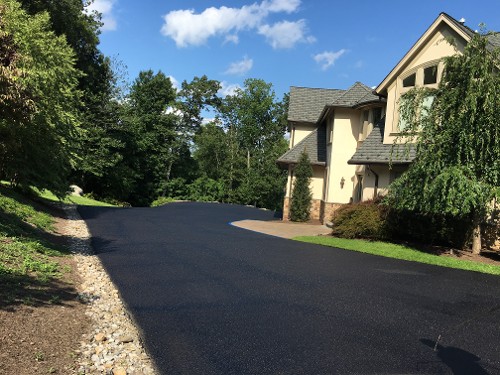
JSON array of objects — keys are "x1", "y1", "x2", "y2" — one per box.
[{"x1": 331, "y1": 81, "x2": 374, "y2": 106}]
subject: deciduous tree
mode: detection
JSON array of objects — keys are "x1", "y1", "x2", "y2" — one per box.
[{"x1": 388, "y1": 33, "x2": 500, "y2": 254}]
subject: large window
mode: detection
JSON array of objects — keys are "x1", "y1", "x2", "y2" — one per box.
[{"x1": 396, "y1": 62, "x2": 441, "y2": 132}]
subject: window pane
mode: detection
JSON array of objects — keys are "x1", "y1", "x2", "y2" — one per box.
[
  {"x1": 424, "y1": 66, "x2": 437, "y2": 85},
  {"x1": 402, "y1": 73, "x2": 416, "y2": 87},
  {"x1": 421, "y1": 95, "x2": 435, "y2": 118},
  {"x1": 372, "y1": 107, "x2": 382, "y2": 125}
]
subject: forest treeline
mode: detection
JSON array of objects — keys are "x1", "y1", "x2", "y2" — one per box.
[{"x1": 0, "y1": 0, "x2": 289, "y2": 209}]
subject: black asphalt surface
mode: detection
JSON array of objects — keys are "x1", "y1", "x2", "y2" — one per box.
[{"x1": 78, "y1": 202, "x2": 500, "y2": 374}]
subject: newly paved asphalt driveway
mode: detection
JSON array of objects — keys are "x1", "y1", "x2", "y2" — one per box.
[{"x1": 79, "y1": 202, "x2": 500, "y2": 374}]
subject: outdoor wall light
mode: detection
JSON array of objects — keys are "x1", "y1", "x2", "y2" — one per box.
[{"x1": 340, "y1": 177, "x2": 345, "y2": 189}]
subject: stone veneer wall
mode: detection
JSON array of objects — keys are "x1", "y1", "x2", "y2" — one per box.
[{"x1": 282, "y1": 197, "x2": 343, "y2": 223}]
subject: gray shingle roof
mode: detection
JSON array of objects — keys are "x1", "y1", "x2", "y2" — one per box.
[
  {"x1": 487, "y1": 32, "x2": 500, "y2": 48},
  {"x1": 348, "y1": 118, "x2": 416, "y2": 165},
  {"x1": 331, "y1": 82, "x2": 381, "y2": 107},
  {"x1": 442, "y1": 13, "x2": 500, "y2": 51},
  {"x1": 277, "y1": 125, "x2": 326, "y2": 166},
  {"x1": 288, "y1": 87, "x2": 344, "y2": 123}
]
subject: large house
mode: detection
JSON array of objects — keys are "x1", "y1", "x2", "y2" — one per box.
[{"x1": 278, "y1": 12, "x2": 500, "y2": 223}]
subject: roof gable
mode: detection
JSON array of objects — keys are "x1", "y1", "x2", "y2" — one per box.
[
  {"x1": 375, "y1": 13, "x2": 473, "y2": 96},
  {"x1": 331, "y1": 82, "x2": 376, "y2": 107}
]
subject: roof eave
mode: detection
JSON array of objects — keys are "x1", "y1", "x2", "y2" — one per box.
[{"x1": 347, "y1": 159, "x2": 414, "y2": 165}]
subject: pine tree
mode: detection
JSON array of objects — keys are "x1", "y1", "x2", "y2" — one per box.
[{"x1": 290, "y1": 151, "x2": 313, "y2": 222}]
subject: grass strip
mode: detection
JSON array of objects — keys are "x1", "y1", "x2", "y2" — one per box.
[
  {"x1": 35, "y1": 189, "x2": 115, "y2": 207},
  {"x1": 293, "y1": 236, "x2": 500, "y2": 276}
]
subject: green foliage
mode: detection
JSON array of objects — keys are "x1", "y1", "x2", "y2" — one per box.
[
  {"x1": 150, "y1": 196, "x2": 176, "y2": 207},
  {"x1": 388, "y1": 33, "x2": 500, "y2": 250},
  {"x1": 0, "y1": 186, "x2": 71, "y2": 304},
  {"x1": 331, "y1": 201, "x2": 388, "y2": 239},
  {"x1": 289, "y1": 151, "x2": 312, "y2": 222},
  {"x1": 159, "y1": 178, "x2": 190, "y2": 200},
  {"x1": 0, "y1": 0, "x2": 81, "y2": 196},
  {"x1": 212, "y1": 78, "x2": 288, "y2": 210},
  {"x1": 330, "y1": 199, "x2": 472, "y2": 249},
  {"x1": 188, "y1": 177, "x2": 224, "y2": 202}
]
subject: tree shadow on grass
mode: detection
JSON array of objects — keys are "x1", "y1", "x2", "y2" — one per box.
[
  {"x1": 0, "y1": 270, "x2": 85, "y2": 311},
  {"x1": 420, "y1": 338, "x2": 490, "y2": 375}
]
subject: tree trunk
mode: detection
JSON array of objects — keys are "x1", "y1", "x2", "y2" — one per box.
[{"x1": 472, "y1": 222, "x2": 482, "y2": 255}]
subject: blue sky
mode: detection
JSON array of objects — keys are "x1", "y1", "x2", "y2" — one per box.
[{"x1": 89, "y1": 0, "x2": 500, "y2": 100}]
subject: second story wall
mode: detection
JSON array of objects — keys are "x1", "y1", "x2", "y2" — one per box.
[
  {"x1": 383, "y1": 22, "x2": 468, "y2": 144},
  {"x1": 325, "y1": 108, "x2": 361, "y2": 204},
  {"x1": 288, "y1": 122, "x2": 316, "y2": 148}
]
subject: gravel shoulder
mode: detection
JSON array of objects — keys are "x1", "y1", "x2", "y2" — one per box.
[{"x1": 0, "y1": 204, "x2": 158, "y2": 375}]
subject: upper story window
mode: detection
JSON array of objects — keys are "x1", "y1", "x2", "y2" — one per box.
[
  {"x1": 423, "y1": 65, "x2": 438, "y2": 85},
  {"x1": 395, "y1": 61, "x2": 442, "y2": 132},
  {"x1": 402, "y1": 73, "x2": 416, "y2": 88}
]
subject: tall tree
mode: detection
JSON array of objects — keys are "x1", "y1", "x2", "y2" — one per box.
[
  {"x1": 218, "y1": 79, "x2": 288, "y2": 209},
  {"x1": 387, "y1": 33, "x2": 500, "y2": 254},
  {"x1": 18, "y1": 0, "x2": 125, "y2": 198},
  {"x1": 0, "y1": 0, "x2": 81, "y2": 195},
  {"x1": 175, "y1": 75, "x2": 222, "y2": 137},
  {"x1": 289, "y1": 151, "x2": 313, "y2": 222},
  {"x1": 123, "y1": 70, "x2": 177, "y2": 205}
]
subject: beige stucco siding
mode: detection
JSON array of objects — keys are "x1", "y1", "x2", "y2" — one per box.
[
  {"x1": 383, "y1": 24, "x2": 467, "y2": 144},
  {"x1": 325, "y1": 108, "x2": 360, "y2": 204},
  {"x1": 289, "y1": 122, "x2": 316, "y2": 148},
  {"x1": 311, "y1": 166, "x2": 326, "y2": 200},
  {"x1": 284, "y1": 164, "x2": 325, "y2": 201}
]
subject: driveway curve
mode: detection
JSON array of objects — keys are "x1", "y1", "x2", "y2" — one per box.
[{"x1": 78, "y1": 202, "x2": 500, "y2": 374}]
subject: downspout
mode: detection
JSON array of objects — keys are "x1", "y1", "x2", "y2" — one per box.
[{"x1": 367, "y1": 165, "x2": 379, "y2": 199}]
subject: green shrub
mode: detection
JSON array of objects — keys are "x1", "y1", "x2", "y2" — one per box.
[
  {"x1": 151, "y1": 196, "x2": 176, "y2": 207},
  {"x1": 161, "y1": 178, "x2": 190, "y2": 200},
  {"x1": 187, "y1": 177, "x2": 224, "y2": 202},
  {"x1": 330, "y1": 199, "x2": 473, "y2": 249},
  {"x1": 331, "y1": 200, "x2": 389, "y2": 239},
  {"x1": 290, "y1": 151, "x2": 313, "y2": 222},
  {"x1": 386, "y1": 209, "x2": 472, "y2": 248}
]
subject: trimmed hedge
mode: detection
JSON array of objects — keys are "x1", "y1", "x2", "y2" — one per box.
[{"x1": 330, "y1": 200, "x2": 473, "y2": 249}]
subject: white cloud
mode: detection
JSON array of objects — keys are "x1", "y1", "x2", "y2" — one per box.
[
  {"x1": 86, "y1": 0, "x2": 117, "y2": 31},
  {"x1": 258, "y1": 19, "x2": 314, "y2": 49},
  {"x1": 225, "y1": 56, "x2": 253, "y2": 75},
  {"x1": 224, "y1": 34, "x2": 240, "y2": 45},
  {"x1": 313, "y1": 49, "x2": 347, "y2": 70},
  {"x1": 218, "y1": 82, "x2": 242, "y2": 97},
  {"x1": 161, "y1": 0, "x2": 311, "y2": 48},
  {"x1": 168, "y1": 75, "x2": 180, "y2": 91}
]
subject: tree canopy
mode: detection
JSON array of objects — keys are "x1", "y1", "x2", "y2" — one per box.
[
  {"x1": 387, "y1": 33, "x2": 500, "y2": 253},
  {"x1": 0, "y1": 0, "x2": 81, "y2": 195}
]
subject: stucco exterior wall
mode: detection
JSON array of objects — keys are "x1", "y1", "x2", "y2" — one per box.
[
  {"x1": 289, "y1": 122, "x2": 316, "y2": 148},
  {"x1": 383, "y1": 24, "x2": 467, "y2": 144},
  {"x1": 325, "y1": 108, "x2": 360, "y2": 204}
]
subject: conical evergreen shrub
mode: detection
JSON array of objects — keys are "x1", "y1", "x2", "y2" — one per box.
[{"x1": 289, "y1": 151, "x2": 313, "y2": 221}]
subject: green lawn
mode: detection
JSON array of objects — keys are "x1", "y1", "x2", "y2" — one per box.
[
  {"x1": 0, "y1": 187, "x2": 71, "y2": 305},
  {"x1": 293, "y1": 236, "x2": 500, "y2": 276},
  {"x1": 36, "y1": 189, "x2": 115, "y2": 207}
]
